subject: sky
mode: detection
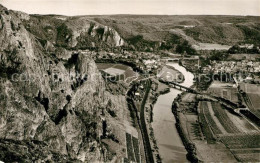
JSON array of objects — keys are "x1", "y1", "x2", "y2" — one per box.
[{"x1": 0, "y1": 0, "x2": 259, "y2": 16}]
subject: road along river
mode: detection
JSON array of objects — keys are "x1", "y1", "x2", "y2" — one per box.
[{"x1": 152, "y1": 63, "x2": 194, "y2": 163}]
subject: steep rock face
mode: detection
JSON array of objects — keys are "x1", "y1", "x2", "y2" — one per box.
[
  {"x1": 0, "y1": 5, "x2": 68, "y2": 156},
  {"x1": 22, "y1": 15, "x2": 125, "y2": 49},
  {"x1": 93, "y1": 15, "x2": 260, "y2": 48},
  {"x1": 65, "y1": 17, "x2": 125, "y2": 48},
  {"x1": 91, "y1": 24, "x2": 124, "y2": 47},
  {"x1": 0, "y1": 5, "x2": 127, "y2": 162}
]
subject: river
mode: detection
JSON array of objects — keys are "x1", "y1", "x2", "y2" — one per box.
[{"x1": 152, "y1": 63, "x2": 194, "y2": 163}]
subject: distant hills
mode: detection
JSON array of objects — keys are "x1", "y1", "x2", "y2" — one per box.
[
  {"x1": 19, "y1": 12, "x2": 260, "y2": 52},
  {"x1": 0, "y1": 3, "x2": 259, "y2": 162}
]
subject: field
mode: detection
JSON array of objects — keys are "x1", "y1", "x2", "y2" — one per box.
[
  {"x1": 200, "y1": 101, "x2": 222, "y2": 135},
  {"x1": 132, "y1": 136, "x2": 140, "y2": 163},
  {"x1": 192, "y1": 43, "x2": 231, "y2": 50},
  {"x1": 247, "y1": 93, "x2": 260, "y2": 119},
  {"x1": 241, "y1": 92, "x2": 260, "y2": 127},
  {"x1": 186, "y1": 101, "x2": 237, "y2": 161},
  {"x1": 211, "y1": 102, "x2": 240, "y2": 133},
  {"x1": 125, "y1": 132, "x2": 140, "y2": 163},
  {"x1": 198, "y1": 100, "x2": 260, "y2": 162},
  {"x1": 198, "y1": 102, "x2": 216, "y2": 144},
  {"x1": 199, "y1": 101, "x2": 256, "y2": 134},
  {"x1": 199, "y1": 101, "x2": 241, "y2": 138},
  {"x1": 220, "y1": 133, "x2": 260, "y2": 162},
  {"x1": 221, "y1": 133, "x2": 260, "y2": 149},
  {"x1": 97, "y1": 63, "x2": 137, "y2": 83}
]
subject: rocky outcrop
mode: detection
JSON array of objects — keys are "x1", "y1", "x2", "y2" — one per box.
[
  {"x1": 0, "y1": 5, "x2": 126, "y2": 162},
  {"x1": 22, "y1": 15, "x2": 125, "y2": 49},
  {"x1": 66, "y1": 18, "x2": 125, "y2": 48}
]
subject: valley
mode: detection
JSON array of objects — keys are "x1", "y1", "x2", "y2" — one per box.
[{"x1": 0, "y1": 3, "x2": 260, "y2": 163}]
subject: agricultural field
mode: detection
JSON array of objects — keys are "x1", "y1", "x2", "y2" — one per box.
[
  {"x1": 220, "y1": 133, "x2": 260, "y2": 162},
  {"x1": 199, "y1": 101, "x2": 256, "y2": 134},
  {"x1": 125, "y1": 132, "x2": 140, "y2": 163},
  {"x1": 240, "y1": 92, "x2": 260, "y2": 127},
  {"x1": 225, "y1": 109, "x2": 257, "y2": 132},
  {"x1": 198, "y1": 100, "x2": 260, "y2": 162},
  {"x1": 193, "y1": 141, "x2": 237, "y2": 162},
  {"x1": 189, "y1": 102, "x2": 237, "y2": 162},
  {"x1": 200, "y1": 101, "x2": 223, "y2": 135},
  {"x1": 211, "y1": 102, "x2": 240, "y2": 133},
  {"x1": 185, "y1": 118, "x2": 201, "y2": 141},
  {"x1": 221, "y1": 133, "x2": 260, "y2": 149},
  {"x1": 198, "y1": 102, "x2": 216, "y2": 144},
  {"x1": 132, "y1": 136, "x2": 140, "y2": 163},
  {"x1": 247, "y1": 93, "x2": 260, "y2": 119}
]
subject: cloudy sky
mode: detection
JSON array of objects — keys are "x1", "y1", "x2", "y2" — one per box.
[{"x1": 0, "y1": 0, "x2": 259, "y2": 16}]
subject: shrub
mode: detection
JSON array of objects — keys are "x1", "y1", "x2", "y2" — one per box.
[
  {"x1": 176, "y1": 40, "x2": 196, "y2": 55},
  {"x1": 56, "y1": 23, "x2": 73, "y2": 48},
  {"x1": 88, "y1": 22, "x2": 95, "y2": 35},
  {"x1": 96, "y1": 27, "x2": 105, "y2": 36}
]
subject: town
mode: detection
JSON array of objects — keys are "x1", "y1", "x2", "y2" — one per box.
[{"x1": 0, "y1": 3, "x2": 260, "y2": 163}]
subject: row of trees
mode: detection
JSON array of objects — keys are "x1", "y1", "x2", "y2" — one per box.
[
  {"x1": 127, "y1": 34, "x2": 197, "y2": 54},
  {"x1": 228, "y1": 45, "x2": 260, "y2": 54}
]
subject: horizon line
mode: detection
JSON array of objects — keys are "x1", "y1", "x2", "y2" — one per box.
[{"x1": 29, "y1": 13, "x2": 260, "y2": 17}]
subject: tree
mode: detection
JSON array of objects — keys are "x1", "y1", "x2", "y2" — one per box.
[
  {"x1": 228, "y1": 45, "x2": 241, "y2": 54},
  {"x1": 176, "y1": 40, "x2": 196, "y2": 55}
]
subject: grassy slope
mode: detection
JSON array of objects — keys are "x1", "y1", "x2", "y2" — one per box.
[
  {"x1": 91, "y1": 15, "x2": 260, "y2": 45},
  {"x1": 24, "y1": 15, "x2": 260, "y2": 51}
]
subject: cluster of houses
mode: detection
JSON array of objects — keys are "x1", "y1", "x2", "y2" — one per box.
[
  {"x1": 95, "y1": 51, "x2": 162, "y2": 72},
  {"x1": 203, "y1": 60, "x2": 260, "y2": 74}
]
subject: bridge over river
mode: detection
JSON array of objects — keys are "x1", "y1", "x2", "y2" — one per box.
[
  {"x1": 161, "y1": 57, "x2": 199, "y2": 62},
  {"x1": 159, "y1": 79, "x2": 198, "y2": 94}
]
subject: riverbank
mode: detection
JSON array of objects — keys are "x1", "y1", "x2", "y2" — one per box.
[
  {"x1": 144, "y1": 80, "x2": 172, "y2": 162},
  {"x1": 161, "y1": 64, "x2": 201, "y2": 162},
  {"x1": 167, "y1": 62, "x2": 207, "y2": 162},
  {"x1": 125, "y1": 75, "x2": 173, "y2": 163},
  {"x1": 166, "y1": 63, "x2": 201, "y2": 162},
  {"x1": 152, "y1": 63, "x2": 194, "y2": 163},
  {"x1": 172, "y1": 93, "x2": 202, "y2": 163}
]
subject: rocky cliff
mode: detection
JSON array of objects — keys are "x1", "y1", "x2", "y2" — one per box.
[
  {"x1": 92, "y1": 15, "x2": 260, "y2": 51},
  {"x1": 0, "y1": 5, "x2": 128, "y2": 162},
  {"x1": 21, "y1": 14, "x2": 125, "y2": 50},
  {"x1": 65, "y1": 17, "x2": 124, "y2": 48}
]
